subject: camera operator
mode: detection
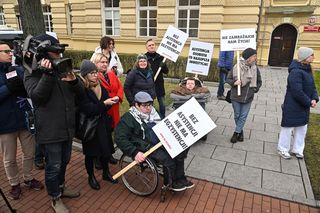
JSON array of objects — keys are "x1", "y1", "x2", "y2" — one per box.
[
  {"x1": 23, "y1": 34, "x2": 83, "y2": 213},
  {"x1": 0, "y1": 40, "x2": 44, "y2": 200}
]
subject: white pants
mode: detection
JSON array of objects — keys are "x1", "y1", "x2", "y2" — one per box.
[{"x1": 277, "y1": 125, "x2": 308, "y2": 155}]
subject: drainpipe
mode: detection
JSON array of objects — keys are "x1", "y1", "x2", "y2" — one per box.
[{"x1": 256, "y1": 0, "x2": 264, "y2": 65}]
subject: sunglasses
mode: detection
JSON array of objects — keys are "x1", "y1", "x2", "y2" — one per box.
[{"x1": 0, "y1": 49, "x2": 13, "y2": 54}]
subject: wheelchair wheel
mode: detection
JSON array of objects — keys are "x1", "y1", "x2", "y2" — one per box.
[{"x1": 119, "y1": 155, "x2": 159, "y2": 196}]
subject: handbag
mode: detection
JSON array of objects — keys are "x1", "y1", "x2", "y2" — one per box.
[
  {"x1": 75, "y1": 112, "x2": 100, "y2": 143},
  {"x1": 225, "y1": 89, "x2": 232, "y2": 103}
]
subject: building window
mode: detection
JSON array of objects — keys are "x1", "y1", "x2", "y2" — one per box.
[
  {"x1": 138, "y1": 0, "x2": 157, "y2": 36},
  {"x1": 0, "y1": 6, "x2": 5, "y2": 25},
  {"x1": 66, "y1": 3, "x2": 73, "y2": 35},
  {"x1": 104, "y1": 0, "x2": 120, "y2": 36},
  {"x1": 177, "y1": 0, "x2": 199, "y2": 37},
  {"x1": 43, "y1": 5, "x2": 53, "y2": 32}
]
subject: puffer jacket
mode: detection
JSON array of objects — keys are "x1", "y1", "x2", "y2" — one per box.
[
  {"x1": 281, "y1": 60, "x2": 319, "y2": 127},
  {"x1": 24, "y1": 68, "x2": 84, "y2": 144}
]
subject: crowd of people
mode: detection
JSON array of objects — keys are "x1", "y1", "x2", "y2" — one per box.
[{"x1": 0, "y1": 32, "x2": 318, "y2": 213}]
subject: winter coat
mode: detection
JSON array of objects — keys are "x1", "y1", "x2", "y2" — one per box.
[
  {"x1": 78, "y1": 86, "x2": 114, "y2": 157},
  {"x1": 145, "y1": 52, "x2": 169, "y2": 97},
  {"x1": 23, "y1": 69, "x2": 84, "y2": 144},
  {"x1": 94, "y1": 47, "x2": 124, "y2": 76},
  {"x1": 0, "y1": 63, "x2": 30, "y2": 134},
  {"x1": 281, "y1": 60, "x2": 319, "y2": 127},
  {"x1": 114, "y1": 111, "x2": 153, "y2": 158},
  {"x1": 98, "y1": 71, "x2": 123, "y2": 128},
  {"x1": 217, "y1": 51, "x2": 234, "y2": 71},
  {"x1": 124, "y1": 68, "x2": 155, "y2": 106},
  {"x1": 226, "y1": 63, "x2": 262, "y2": 103}
]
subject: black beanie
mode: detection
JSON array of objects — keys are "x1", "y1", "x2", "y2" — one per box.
[
  {"x1": 242, "y1": 48, "x2": 257, "y2": 60},
  {"x1": 80, "y1": 60, "x2": 97, "y2": 77}
]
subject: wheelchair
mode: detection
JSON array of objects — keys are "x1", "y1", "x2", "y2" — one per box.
[{"x1": 119, "y1": 154, "x2": 169, "y2": 202}]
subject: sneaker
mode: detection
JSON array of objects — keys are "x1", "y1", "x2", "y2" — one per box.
[
  {"x1": 9, "y1": 184, "x2": 21, "y2": 200},
  {"x1": 179, "y1": 178, "x2": 195, "y2": 189},
  {"x1": 24, "y1": 179, "x2": 44, "y2": 190},
  {"x1": 51, "y1": 198, "x2": 69, "y2": 213},
  {"x1": 217, "y1": 95, "x2": 226, "y2": 100},
  {"x1": 278, "y1": 150, "x2": 291, "y2": 159},
  {"x1": 293, "y1": 152, "x2": 304, "y2": 159},
  {"x1": 61, "y1": 187, "x2": 80, "y2": 198},
  {"x1": 170, "y1": 181, "x2": 186, "y2": 192}
]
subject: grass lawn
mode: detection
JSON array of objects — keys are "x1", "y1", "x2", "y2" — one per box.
[{"x1": 305, "y1": 70, "x2": 320, "y2": 200}]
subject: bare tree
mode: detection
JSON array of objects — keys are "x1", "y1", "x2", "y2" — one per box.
[{"x1": 17, "y1": 0, "x2": 46, "y2": 38}]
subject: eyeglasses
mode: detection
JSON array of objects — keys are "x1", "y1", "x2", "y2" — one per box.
[
  {"x1": 108, "y1": 42, "x2": 114, "y2": 45},
  {"x1": 140, "y1": 103, "x2": 153, "y2": 108},
  {"x1": 88, "y1": 71, "x2": 98, "y2": 75},
  {"x1": 0, "y1": 49, "x2": 13, "y2": 54},
  {"x1": 138, "y1": 60, "x2": 147, "y2": 63}
]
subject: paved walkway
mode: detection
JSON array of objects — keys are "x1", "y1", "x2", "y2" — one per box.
[
  {"x1": 168, "y1": 66, "x2": 319, "y2": 207},
  {"x1": 1, "y1": 66, "x2": 320, "y2": 212}
]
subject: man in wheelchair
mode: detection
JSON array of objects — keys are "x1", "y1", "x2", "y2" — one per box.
[{"x1": 115, "y1": 91, "x2": 194, "y2": 192}]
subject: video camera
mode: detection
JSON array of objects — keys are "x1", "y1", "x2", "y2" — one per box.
[{"x1": 13, "y1": 35, "x2": 73, "y2": 76}]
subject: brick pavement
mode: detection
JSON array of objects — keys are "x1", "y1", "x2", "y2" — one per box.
[{"x1": 1, "y1": 145, "x2": 319, "y2": 213}]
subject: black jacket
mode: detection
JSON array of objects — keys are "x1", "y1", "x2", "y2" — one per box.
[
  {"x1": 124, "y1": 68, "x2": 155, "y2": 106},
  {"x1": 145, "y1": 52, "x2": 169, "y2": 97},
  {"x1": 24, "y1": 69, "x2": 84, "y2": 144}
]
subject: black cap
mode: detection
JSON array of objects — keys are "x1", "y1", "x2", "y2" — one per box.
[{"x1": 34, "y1": 33, "x2": 59, "y2": 45}]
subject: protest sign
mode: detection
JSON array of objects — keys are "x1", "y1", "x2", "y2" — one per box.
[
  {"x1": 153, "y1": 97, "x2": 216, "y2": 158},
  {"x1": 157, "y1": 25, "x2": 188, "y2": 62},
  {"x1": 220, "y1": 28, "x2": 256, "y2": 51},
  {"x1": 186, "y1": 40, "x2": 214, "y2": 76}
]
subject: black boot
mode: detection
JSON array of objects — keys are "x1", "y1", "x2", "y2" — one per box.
[
  {"x1": 94, "y1": 158, "x2": 102, "y2": 170},
  {"x1": 88, "y1": 175, "x2": 100, "y2": 190},
  {"x1": 102, "y1": 170, "x2": 118, "y2": 184},
  {"x1": 230, "y1": 132, "x2": 238, "y2": 143},
  {"x1": 237, "y1": 130, "x2": 244, "y2": 142}
]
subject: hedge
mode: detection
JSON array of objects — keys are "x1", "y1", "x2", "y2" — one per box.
[{"x1": 64, "y1": 50, "x2": 219, "y2": 82}]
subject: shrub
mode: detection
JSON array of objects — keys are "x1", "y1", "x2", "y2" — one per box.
[{"x1": 64, "y1": 50, "x2": 219, "y2": 82}]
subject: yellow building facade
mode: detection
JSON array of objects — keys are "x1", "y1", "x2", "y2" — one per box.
[{"x1": 1, "y1": 0, "x2": 320, "y2": 68}]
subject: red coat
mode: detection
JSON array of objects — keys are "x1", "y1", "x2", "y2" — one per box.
[{"x1": 98, "y1": 71, "x2": 124, "y2": 128}]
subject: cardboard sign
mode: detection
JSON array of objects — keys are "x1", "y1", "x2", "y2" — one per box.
[
  {"x1": 153, "y1": 98, "x2": 216, "y2": 158},
  {"x1": 157, "y1": 25, "x2": 188, "y2": 62},
  {"x1": 220, "y1": 28, "x2": 256, "y2": 51},
  {"x1": 186, "y1": 40, "x2": 214, "y2": 76}
]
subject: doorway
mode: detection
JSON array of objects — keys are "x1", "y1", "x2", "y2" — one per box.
[{"x1": 268, "y1": 24, "x2": 297, "y2": 67}]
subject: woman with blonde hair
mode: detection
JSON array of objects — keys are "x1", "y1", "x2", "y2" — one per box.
[{"x1": 78, "y1": 60, "x2": 118, "y2": 190}]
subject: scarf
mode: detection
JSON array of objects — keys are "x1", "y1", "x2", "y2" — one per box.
[
  {"x1": 129, "y1": 106, "x2": 161, "y2": 139},
  {"x1": 232, "y1": 59, "x2": 257, "y2": 88}
]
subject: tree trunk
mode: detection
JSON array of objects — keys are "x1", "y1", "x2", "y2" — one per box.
[{"x1": 17, "y1": 0, "x2": 46, "y2": 38}]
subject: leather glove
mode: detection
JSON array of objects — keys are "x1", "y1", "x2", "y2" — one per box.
[{"x1": 159, "y1": 62, "x2": 166, "y2": 68}]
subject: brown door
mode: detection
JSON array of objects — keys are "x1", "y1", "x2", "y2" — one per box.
[{"x1": 268, "y1": 24, "x2": 297, "y2": 67}]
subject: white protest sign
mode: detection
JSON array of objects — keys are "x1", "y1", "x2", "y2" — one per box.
[
  {"x1": 186, "y1": 40, "x2": 214, "y2": 76},
  {"x1": 153, "y1": 98, "x2": 216, "y2": 158},
  {"x1": 157, "y1": 25, "x2": 188, "y2": 62},
  {"x1": 220, "y1": 28, "x2": 256, "y2": 51}
]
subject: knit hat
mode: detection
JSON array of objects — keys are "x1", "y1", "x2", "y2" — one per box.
[
  {"x1": 298, "y1": 47, "x2": 314, "y2": 62},
  {"x1": 134, "y1": 91, "x2": 153, "y2": 103},
  {"x1": 80, "y1": 60, "x2": 97, "y2": 77},
  {"x1": 137, "y1": 53, "x2": 148, "y2": 61},
  {"x1": 242, "y1": 48, "x2": 257, "y2": 60},
  {"x1": 34, "y1": 33, "x2": 59, "y2": 45}
]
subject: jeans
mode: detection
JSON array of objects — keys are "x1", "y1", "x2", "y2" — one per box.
[
  {"x1": 231, "y1": 101, "x2": 252, "y2": 133},
  {"x1": 217, "y1": 69, "x2": 228, "y2": 97},
  {"x1": 157, "y1": 95, "x2": 166, "y2": 119},
  {"x1": 42, "y1": 140, "x2": 72, "y2": 198},
  {"x1": 34, "y1": 142, "x2": 44, "y2": 164}
]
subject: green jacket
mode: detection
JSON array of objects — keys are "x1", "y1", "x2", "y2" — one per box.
[{"x1": 114, "y1": 112, "x2": 153, "y2": 158}]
